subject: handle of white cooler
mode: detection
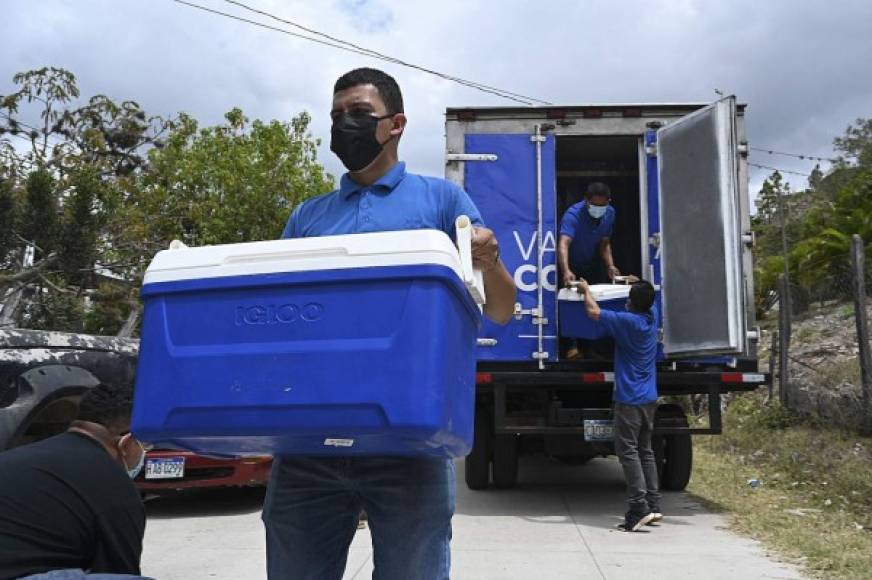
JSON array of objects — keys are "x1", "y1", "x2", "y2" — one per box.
[{"x1": 455, "y1": 215, "x2": 486, "y2": 306}]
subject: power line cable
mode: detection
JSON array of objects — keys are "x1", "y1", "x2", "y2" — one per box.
[
  {"x1": 221, "y1": 0, "x2": 552, "y2": 105},
  {"x1": 748, "y1": 162, "x2": 811, "y2": 177},
  {"x1": 175, "y1": 0, "x2": 537, "y2": 105},
  {"x1": 750, "y1": 146, "x2": 836, "y2": 163},
  {"x1": 172, "y1": 0, "x2": 549, "y2": 106}
]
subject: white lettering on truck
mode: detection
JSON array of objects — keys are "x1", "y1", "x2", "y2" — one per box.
[{"x1": 511, "y1": 230, "x2": 557, "y2": 292}]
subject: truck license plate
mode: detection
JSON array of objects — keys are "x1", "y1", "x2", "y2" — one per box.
[
  {"x1": 145, "y1": 457, "x2": 185, "y2": 479},
  {"x1": 584, "y1": 420, "x2": 614, "y2": 442}
]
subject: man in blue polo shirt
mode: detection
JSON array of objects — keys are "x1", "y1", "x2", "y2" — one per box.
[
  {"x1": 577, "y1": 278, "x2": 661, "y2": 532},
  {"x1": 558, "y1": 182, "x2": 619, "y2": 288},
  {"x1": 558, "y1": 182, "x2": 619, "y2": 359},
  {"x1": 263, "y1": 68, "x2": 516, "y2": 580}
]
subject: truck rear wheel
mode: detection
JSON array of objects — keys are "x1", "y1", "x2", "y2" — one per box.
[
  {"x1": 492, "y1": 434, "x2": 519, "y2": 489},
  {"x1": 654, "y1": 404, "x2": 693, "y2": 491},
  {"x1": 465, "y1": 405, "x2": 492, "y2": 490}
]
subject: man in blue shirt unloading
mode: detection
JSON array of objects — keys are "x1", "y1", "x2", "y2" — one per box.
[
  {"x1": 558, "y1": 182, "x2": 619, "y2": 359},
  {"x1": 558, "y1": 182, "x2": 619, "y2": 287},
  {"x1": 577, "y1": 278, "x2": 662, "y2": 532},
  {"x1": 264, "y1": 68, "x2": 516, "y2": 580}
]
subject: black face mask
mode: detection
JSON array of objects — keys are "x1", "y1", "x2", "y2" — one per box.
[{"x1": 330, "y1": 112, "x2": 394, "y2": 172}]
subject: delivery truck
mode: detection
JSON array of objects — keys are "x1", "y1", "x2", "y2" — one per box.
[{"x1": 444, "y1": 97, "x2": 769, "y2": 491}]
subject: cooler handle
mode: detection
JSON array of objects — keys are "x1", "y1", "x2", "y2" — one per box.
[{"x1": 455, "y1": 215, "x2": 486, "y2": 306}]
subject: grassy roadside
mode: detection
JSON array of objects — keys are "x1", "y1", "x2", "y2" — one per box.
[{"x1": 687, "y1": 393, "x2": 872, "y2": 579}]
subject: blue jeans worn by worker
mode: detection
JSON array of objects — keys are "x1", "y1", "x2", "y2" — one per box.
[
  {"x1": 20, "y1": 571, "x2": 153, "y2": 580},
  {"x1": 262, "y1": 455, "x2": 455, "y2": 580}
]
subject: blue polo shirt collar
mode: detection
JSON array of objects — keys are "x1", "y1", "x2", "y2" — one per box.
[{"x1": 340, "y1": 162, "x2": 407, "y2": 199}]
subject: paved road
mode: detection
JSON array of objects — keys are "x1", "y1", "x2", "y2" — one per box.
[{"x1": 142, "y1": 457, "x2": 802, "y2": 579}]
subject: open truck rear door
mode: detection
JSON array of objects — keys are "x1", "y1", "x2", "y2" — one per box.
[
  {"x1": 459, "y1": 130, "x2": 557, "y2": 366},
  {"x1": 656, "y1": 97, "x2": 747, "y2": 357}
]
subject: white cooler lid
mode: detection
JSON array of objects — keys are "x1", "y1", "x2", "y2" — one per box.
[
  {"x1": 143, "y1": 230, "x2": 464, "y2": 285},
  {"x1": 557, "y1": 284, "x2": 632, "y2": 303}
]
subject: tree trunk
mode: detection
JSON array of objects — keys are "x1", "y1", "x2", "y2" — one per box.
[
  {"x1": 850, "y1": 235, "x2": 872, "y2": 435},
  {"x1": 0, "y1": 287, "x2": 23, "y2": 328},
  {"x1": 116, "y1": 303, "x2": 142, "y2": 338}
]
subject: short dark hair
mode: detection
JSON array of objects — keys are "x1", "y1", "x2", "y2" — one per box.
[
  {"x1": 586, "y1": 182, "x2": 611, "y2": 199},
  {"x1": 334, "y1": 68, "x2": 404, "y2": 114},
  {"x1": 76, "y1": 383, "x2": 134, "y2": 431},
  {"x1": 629, "y1": 280, "x2": 656, "y2": 312}
]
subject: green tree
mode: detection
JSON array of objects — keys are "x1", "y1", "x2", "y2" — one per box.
[
  {"x1": 0, "y1": 177, "x2": 16, "y2": 266},
  {"x1": 808, "y1": 163, "x2": 824, "y2": 190},
  {"x1": 1, "y1": 68, "x2": 334, "y2": 335},
  {"x1": 21, "y1": 169, "x2": 58, "y2": 260},
  {"x1": 21, "y1": 279, "x2": 85, "y2": 332},
  {"x1": 0, "y1": 67, "x2": 171, "y2": 333},
  {"x1": 124, "y1": 107, "x2": 333, "y2": 257},
  {"x1": 59, "y1": 170, "x2": 102, "y2": 287},
  {"x1": 754, "y1": 171, "x2": 784, "y2": 226},
  {"x1": 791, "y1": 169, "x2": 872, "y2": 290},
  {"x1": 834, "y1": 117, "x2": 872, "y2": 168}
]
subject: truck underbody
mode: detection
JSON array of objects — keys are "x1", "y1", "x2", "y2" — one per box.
[{"x1": 466, "y1": 359, "x2": 769, "y2": 491}]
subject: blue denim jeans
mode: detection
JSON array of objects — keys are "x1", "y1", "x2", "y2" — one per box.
[
  {"x1": 20, "y1": 571, "x2": 153, "y2": 580},
  {"x1": 262, "y1": 456, "x2": 455, "y2": 580}
]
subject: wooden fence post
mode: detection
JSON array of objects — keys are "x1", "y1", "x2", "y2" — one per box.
[
  {"x1": 778, "y1": 274, "x2": 791, "y2": 409},
  {"x1": 850, "y1": 235, "x2": 872, "y2": 435},
  {"x1": 768, "y1": 330, "x2": 777, "y2": 403}
]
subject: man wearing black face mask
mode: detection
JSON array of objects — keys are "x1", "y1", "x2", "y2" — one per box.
[
  {"x1": 0, "y1": 383, "x2": 150, "y2": 579},
  {"x1": 264, "y1": 68, "x2": 516, "y2": 580}
]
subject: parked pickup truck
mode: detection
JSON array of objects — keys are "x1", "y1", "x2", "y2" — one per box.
[{"x1": 0, "y1": 328, "x2": 270, "y2": 490}]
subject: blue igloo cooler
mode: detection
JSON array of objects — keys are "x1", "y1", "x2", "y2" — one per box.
[
  {"x1": 558, "y1": 284, "x2": 633, "y2": 340},
  {"x1": 131, "y1": 229, "x2": 482, "y2": 458}
]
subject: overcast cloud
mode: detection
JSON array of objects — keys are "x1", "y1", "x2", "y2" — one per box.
[{"x1": 2, "y1": 0, "x2": 871, "y2": 195}]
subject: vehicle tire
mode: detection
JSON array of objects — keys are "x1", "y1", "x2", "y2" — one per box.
[
  {"x1": 661, "y1": 432, "x2": 693, "y2": 491},
  {"x1": 465, "y1": 404, "x2": 492, "y2": 490},
  {"x1": 655, "y1": 404, "x2": 693, "y2": 491},
  {"x1": 492, "y1": 434, "x2": 519, "y2": 489}
]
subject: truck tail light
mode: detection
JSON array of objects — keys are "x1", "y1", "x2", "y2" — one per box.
[
  {"x1": 581, "y1": 372, "x2": 614, "y2": 383},
  {"x1": 721, "y1": 373, "x2": 766, "y2": 384}
]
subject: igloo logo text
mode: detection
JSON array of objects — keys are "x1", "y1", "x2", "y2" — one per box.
[{"x1": 235, "y1": 303, "x2": 324, "y2": 326}]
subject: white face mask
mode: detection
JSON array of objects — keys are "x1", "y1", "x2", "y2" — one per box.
[
  {"x1": 588, "y1": 203, "x2": 608, "y2": 219},
  {"x1": 120, "y1": 438, "x2": 147, "y2": 479},
  {"x1": 127, "y1": 449, "x2": 146, "y2": 479}
]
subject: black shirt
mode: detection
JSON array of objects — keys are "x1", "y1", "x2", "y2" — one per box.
[{"x1": 0, "y1": 432, "x2": 146, "y2": 579}]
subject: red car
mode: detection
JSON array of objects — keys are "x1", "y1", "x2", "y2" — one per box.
[{"x1": 135, "y1": 449, "x2": 272, "y2": 491}]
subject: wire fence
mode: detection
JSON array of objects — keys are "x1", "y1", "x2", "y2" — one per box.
[{"x1": 769, "y1": 234, "x2": 872, "y2": 435}]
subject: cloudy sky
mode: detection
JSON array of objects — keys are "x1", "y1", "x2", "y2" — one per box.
[{"x1": 3, "y1": 0, "x2": 871, "y2": 195}]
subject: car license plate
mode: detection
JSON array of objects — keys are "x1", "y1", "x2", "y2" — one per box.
[
  {"x1": 584, "y1": 420, "x2": 614, "y2": 442},
  {"x1": 145, "y1": 457, "x2": 185, "y2": 479}
]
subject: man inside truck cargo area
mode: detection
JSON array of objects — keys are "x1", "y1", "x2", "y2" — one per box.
[
  {"x1": 558, "y1": 182, "x2": 620, "y2": 359},
  {"x1": 576, "y1": 278, "x2": 662, "y2": 532},
  {"x1": 0, "y1": 382, "x2": 151, "y2": 579},
  {"x1": 263, "y1": 67, "x2": 516, "y2": 580}
]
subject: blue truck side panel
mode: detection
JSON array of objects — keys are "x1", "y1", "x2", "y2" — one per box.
[{"x1": 464, "y1": 134, "x2": 557, "y2": 362}]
